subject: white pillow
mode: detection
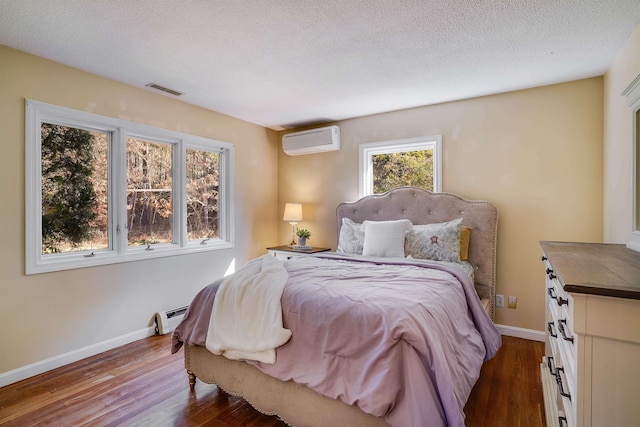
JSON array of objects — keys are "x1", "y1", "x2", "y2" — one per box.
[
  {"x1": 362, "y1": 219, "x2": 413, "y2": 257},
  {"x1": 336, "y1": 218, "x2": 364, "y2": 255}
]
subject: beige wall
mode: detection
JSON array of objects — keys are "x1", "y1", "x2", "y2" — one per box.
[
  {"x1": 604, "y1": 22, "x2": 640, "y2": 243},
  {"x1": 0, "y1": 46, "x2": 279, "y2": 376},
  {"x1": 278, "y1": 78, "x2": 604, "y2": 331}
]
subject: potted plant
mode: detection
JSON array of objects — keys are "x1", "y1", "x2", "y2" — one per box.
[{"x1": 296, "y1": 228, "x2": 311, "y2": 246}]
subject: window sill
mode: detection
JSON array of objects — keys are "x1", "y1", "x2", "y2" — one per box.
[{"x1": 26, "y1": 240, "x2": 233, "y2": 275}]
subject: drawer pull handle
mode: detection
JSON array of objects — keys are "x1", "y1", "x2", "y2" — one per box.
[
  {"x1": 541, "y1": 255, "x2": 547, "y2": 261},
  {"x1": 547, "y1": 321, "x2": 558, "y2": 338},
  {"x1": 555, "y1": 367, "x2": 571, "y2": 400},
  {"x1": 548, "y1": 287, "x2": 569, "y2": 306},
  {"x1": 558, "y1": 416, "x2": 568, "y2": 427},
  {"x1": 546, "y1": 267, "x2": 553, "y2": 274},
  {"x1": 546, "y1": 356, "x2": 556, "y2": 375},
  {"x1": 548, "y1": 272, "x2": 557, "y2": 280},
  {"x1": 558, "y1": 319, "x2": 574, "y2": 343}
]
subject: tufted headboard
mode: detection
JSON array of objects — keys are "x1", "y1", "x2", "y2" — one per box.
[{"x1": 336, "y1": 187, "x2": 499, "y2": 320}]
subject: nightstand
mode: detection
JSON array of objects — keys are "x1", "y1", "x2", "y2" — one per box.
[{"x1": 266, "y1": 245, "x2": 331, "y2": 261}]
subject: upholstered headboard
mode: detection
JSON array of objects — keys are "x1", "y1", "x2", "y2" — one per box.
[{"x1": 336, "y1": 187, "x2": 499, "y2": 320}]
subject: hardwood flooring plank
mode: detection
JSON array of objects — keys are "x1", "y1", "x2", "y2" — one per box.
[
  {"x1": 464, "y1": 336, "x2": 545, "y2": 427},
  {"x1": 4, "y1": 346, "x2": 183, "y2": 425},
  {"x1": 0, "y1": 339, "x2": 174, "y2": 423},
  {"x1": 0, "y1": 334, "x2": 545, "y2": 426}
]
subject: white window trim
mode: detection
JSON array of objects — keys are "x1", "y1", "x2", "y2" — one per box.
[
  {"x1": 358, "y1": 135, "x2": 442, "y2": 198},
  {"x1": 623, "y1": 74, "x2": 640, "y2": 252},
  {"x1": 26, "y1": 99, "x2": 234, "y2": 275}
]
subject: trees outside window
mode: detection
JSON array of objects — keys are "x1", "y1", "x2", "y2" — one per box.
[
  {"x1": 186, "y1": 148, "x2": 220, "y2": 240},
  {"x1": 371, "y1": 150, "x2": 434, "y2": 194},
  {"x1": 126, "y1": 138, "x2": 174, "y2": 245},
  {"x1": 359, "y1": 136, "x2": 442, "y2": 197},
  {"x1": 26, "y1": 100, "x2": 234, "y2": 274},
  {"x1": 40, "y1": 123, "x2": 109, "y2": 254}
]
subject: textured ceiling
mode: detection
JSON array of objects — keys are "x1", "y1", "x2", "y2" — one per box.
[{"x1": 1, "y1": 1, "x2": 640, "y2": 130}]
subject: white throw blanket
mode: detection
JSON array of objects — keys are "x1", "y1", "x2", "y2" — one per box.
[{"x1": 205, "y1": 255, "x2": 292, "y2": 364}]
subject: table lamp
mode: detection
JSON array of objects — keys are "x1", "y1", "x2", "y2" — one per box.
[{"x1": 283, "y1": 203, "x2": 302, "y2": 246}]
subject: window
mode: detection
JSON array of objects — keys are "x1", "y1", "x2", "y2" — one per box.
[
  {"x1": 623, "y1": 73, "x2": 640, "y2": 251},
  {"x1": 40, "y1": 123, "x2": 110, "y2": 254},
  {"x1": 26, "y1": 99, "x2": 234, "y2": 274},
  {"x1": 359, "y1": 136, "x2": 442, "y2": 197},
  {"x1": 186, "y1": 148, "x2": 221, "y2": 241},
  {"x1": 126, "y1": 137, "x2": 174, "y2": 246}
]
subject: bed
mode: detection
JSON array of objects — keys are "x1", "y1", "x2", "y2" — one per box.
[{"x1": 172, "y1": 187, "x2": 501, "y2": 427}]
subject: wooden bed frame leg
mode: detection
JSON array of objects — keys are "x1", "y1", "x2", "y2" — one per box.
[{"x1": 187, "y1": 370, "x2": 196, "y2": 390}]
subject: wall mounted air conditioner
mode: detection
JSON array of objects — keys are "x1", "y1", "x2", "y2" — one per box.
[{"x1": 282, "y1": 125, "x2": 340, "y2": 156}]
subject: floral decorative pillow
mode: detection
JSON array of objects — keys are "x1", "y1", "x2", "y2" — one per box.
[
  {"x1": 336, "y1": 218, "x2": 364, "y2": 254},
  {"x1": 405, "y1": 217, "x2": 463, "y2": 262}
]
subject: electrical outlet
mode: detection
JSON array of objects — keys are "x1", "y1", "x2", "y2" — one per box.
[
  {"x1": 495, "y1": 294, "x2": 504, "y2": 308},
  {"x1": 508, "y1": 296, "x2": 517, "y2": 309}
]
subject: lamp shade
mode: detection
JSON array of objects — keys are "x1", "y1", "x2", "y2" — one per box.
[{"x1": 283, "y1": 203, "x2": 303, "y2": 222}]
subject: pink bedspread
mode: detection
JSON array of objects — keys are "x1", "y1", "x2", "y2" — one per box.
[{"x1": 172, "y1": 253, "x2": 501, "y2": 427}]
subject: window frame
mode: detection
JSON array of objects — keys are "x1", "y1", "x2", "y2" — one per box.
[
  {"x1": 358, "y1": 135, "x2": 442, "y2": 198},
  {"x1": 26, "y1": 99, "x2": 234, "y2": 275},
  {"x1": 623, "y1": 74, "x2": 640, "y2": 252}
]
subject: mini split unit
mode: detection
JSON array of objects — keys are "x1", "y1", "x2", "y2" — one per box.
[{"x1": 282, "y1": 125, "x2": 340, "y2": 156}]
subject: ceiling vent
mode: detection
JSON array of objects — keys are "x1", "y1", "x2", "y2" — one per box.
[
  {"x1": 145, "y1": 83, "x2": 183, "y2": 96},
  {"x1": 282, "y1": 125, "x2": 340, "y2": 156}
]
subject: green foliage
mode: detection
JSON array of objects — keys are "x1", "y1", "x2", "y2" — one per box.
[
  {"x1": 296, "y1": 228, "x2": 311, "y2": 239},
  {"x1": 41, "y1": 124, "x2": 98, "y2": 253},
  {"x1": 372, "y1": 150, "x2": 433, "y2": 194}
]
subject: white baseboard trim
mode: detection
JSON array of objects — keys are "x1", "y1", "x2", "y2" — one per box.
[
  {"x1": 496, "y1": 324, "x2": 545, "y2": 342},
  {"x1": 0, "y1": 326, "x2": 156, "y2": 388}
]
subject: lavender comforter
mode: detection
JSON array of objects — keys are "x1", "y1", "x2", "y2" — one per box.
[{"x1": 172, "y1": 253, "x2": 501, "y2": 427}]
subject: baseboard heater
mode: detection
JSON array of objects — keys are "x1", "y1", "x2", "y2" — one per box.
[{"x1": 155, "y1": 306, "x2": 189, "y2": 335}]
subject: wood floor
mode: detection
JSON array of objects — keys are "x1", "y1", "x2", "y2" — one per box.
[{"x1": 0, "y1": 335, "x2": 544, "y2": 426}]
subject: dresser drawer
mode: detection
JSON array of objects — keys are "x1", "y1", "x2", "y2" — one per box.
[
  {"x1": 544, "y1": 258, "x2": 577, "y2": 427},
  {"x1": 545, "y1": 332, "x2": 576, "y2": 426},
  {"x1": 542, "y1": 350, "x2": 574, "y2": 427},
  {"x1": 541, "y1": 356, "x2": 564, "y2": 427},
  {"x1": 269, "y1": 250, "x2": 297, "y2": 261},
  {"x1": 545, "y1": 261, "x2": 574, "y2": 328}
]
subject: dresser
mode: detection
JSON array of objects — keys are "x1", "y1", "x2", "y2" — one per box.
[
  {"x1": 540, "y1": 242, "x2": 640, "y2": 427},
  {"x1": 266, "y1": 245, "x2": 331, "y2": 261}
]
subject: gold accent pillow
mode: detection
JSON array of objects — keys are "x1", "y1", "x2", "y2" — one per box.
[{"x1": 460, "y1": 226, "x2": 472, "y2": 261}]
